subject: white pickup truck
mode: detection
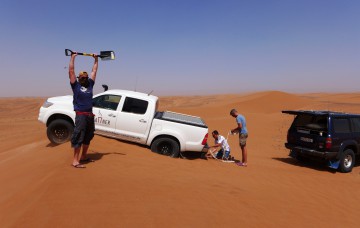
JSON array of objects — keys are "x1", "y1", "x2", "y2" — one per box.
[{"x1": 38, "y1": 89, "x2": 209, "y2": 157}]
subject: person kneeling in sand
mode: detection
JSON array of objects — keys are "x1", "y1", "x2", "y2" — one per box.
[{"x1": 208, "y1": 130, "x2": 232, "y2": 160}]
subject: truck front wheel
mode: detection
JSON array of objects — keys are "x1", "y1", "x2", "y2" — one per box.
[
  {"x1": 47, "y1": 119, "x2": 74, "y2": 144},
  {"x1": 151, "y1": 137, "x2": 180, "y2": 158}
]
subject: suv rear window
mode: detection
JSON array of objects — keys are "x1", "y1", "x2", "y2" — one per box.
[
  {"x1": 333, "y1": 118, "x2": 351, "y2": 133},
  {"x1": 292, "y1": 114, "x2": 327, "y2": 131}
]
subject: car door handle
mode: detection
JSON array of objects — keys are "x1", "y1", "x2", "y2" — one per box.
[
  {"x1": 139, "y1": 119, "x2": 147, "y2": 123},
  {"x1": 108, "y1": 114, "x2": 116, "y2": 118}
]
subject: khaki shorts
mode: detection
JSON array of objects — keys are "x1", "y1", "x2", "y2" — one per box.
[{"x1": 239, "y1": 133, "x2": 248, "y2": 147}]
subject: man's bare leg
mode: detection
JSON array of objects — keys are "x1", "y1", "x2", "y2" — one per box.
[
  {"x1": 241, "y1": 145, "x2": 247, "y2": 166},
  {"x1": 73, "y1": 147, "x2": 82, "y2": 166},
  {"x1": 80, "y1": 144, "x2": 89, "y2": 160}
]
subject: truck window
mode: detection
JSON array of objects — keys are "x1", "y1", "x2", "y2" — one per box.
[
  {"x1": 333, "y1": 118, "x2": 351, "y2": 133},
  {"x1": 350, "y1": 118, "x2": 360, "y2": 132},
  {"x1": 93, "y1": 95, "x2": 121, "y2": 111},
  {"x1": 122, "y1": 97, "x2": 148, "y2": 114}
]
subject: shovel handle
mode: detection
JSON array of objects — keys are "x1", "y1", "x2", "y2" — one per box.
[
  {"x1": 65, "y1": 49, "x2": 73, "y2": 56},
  {"x1": 65, "y1": 49, "x2": 97, "y2": 57}
]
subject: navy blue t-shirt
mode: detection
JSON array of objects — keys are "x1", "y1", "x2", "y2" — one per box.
[{"x1": 70, "y1": 78, "x2": 95, "y2": 112}]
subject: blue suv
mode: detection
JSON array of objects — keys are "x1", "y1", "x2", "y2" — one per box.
[{"x1": 282, "y1": 110, "x2": 360, "y2": 173}]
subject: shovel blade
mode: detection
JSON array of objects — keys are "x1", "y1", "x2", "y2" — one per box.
[{"x1": 99, "y1": 51, "x2": 115, "y2": 60}]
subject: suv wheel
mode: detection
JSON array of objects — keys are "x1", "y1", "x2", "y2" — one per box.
[
  {"x1": 47, "y1": 119, "x2": 74, "y2": 144},
  {"x1": 338, "y1": 149, "x2": 355, "y2": 173}
]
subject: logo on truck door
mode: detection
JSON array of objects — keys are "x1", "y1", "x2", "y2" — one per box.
[{"x1": 94, "y1": 110, "x2": 111, "y2": 125}]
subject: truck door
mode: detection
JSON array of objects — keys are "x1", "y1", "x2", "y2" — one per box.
[
  {"x1": 115, "y1": 97, "x2": 152, "y2": 143},
  {"x1": 92, "y1": 95, "x2": 122, "y2": 137}
]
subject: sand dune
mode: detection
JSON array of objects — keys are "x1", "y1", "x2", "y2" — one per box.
[{"x1": 1, "y1": 92, "x2": 360, "y2": 227}]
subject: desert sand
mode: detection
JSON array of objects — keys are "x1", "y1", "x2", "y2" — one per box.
[{"x1": 1, "y1": 91, "x2": 360, "y2": 227}]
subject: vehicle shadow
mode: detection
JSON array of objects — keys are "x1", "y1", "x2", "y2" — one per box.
[
  {"x1": 272, "y1": 157, "x2": 338, "y2": 173},
  {"x1": 179, "y1": 151, "x2": 204, "y2": 160},
  {"x1": 179, "y1": 152, "x2": 241, "y2": 162},
  {"x1": 46, "y1": 142, "x2": 60, "y2": 147}
]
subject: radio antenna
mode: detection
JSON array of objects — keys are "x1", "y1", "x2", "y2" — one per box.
[{"x1": 134, "y1": 76, "x2": 138, "y2": 92}]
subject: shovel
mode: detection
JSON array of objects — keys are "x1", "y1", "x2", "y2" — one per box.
[{"x1": 65, "y1": 49, "x2": 115, "y2": 60}]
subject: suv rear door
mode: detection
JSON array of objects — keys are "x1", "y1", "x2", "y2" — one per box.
[
  {"x1": 330, "y1": 117, "x2": 352, "y2": 152},
  {"x1": 282, "y1": 111, "x2": 328, "y2": 151},
  {"x1": 350, "y1": 117, "x2": 360, "y2": 151}
]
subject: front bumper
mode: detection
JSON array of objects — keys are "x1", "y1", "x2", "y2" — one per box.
[
  {"x1": 38, "y1": 107, "x2": 47, "y2": 124},
  {"x1": 285, "y1": 143, "x2": 337, "y2": 159}
]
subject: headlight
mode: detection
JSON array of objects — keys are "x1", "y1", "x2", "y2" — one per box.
[{"x1": 42, "y1": 100, "x2": 54, "y2": 108}]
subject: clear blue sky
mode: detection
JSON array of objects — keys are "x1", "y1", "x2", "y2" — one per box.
[{"x1": 0, "y1": 0, "x2": 359, "y2": 97}]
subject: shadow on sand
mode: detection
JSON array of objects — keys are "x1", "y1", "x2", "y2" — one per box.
[
  {"x1": 272, "y1": 157, "x2": 337, "y2": 173},
  {"x1": 80, "y1": 151, "x2": 126, "y2": 163}
]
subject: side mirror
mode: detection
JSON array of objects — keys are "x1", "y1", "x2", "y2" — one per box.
[{"x1": 102, "y1": 84, "x2": 108, "y2": 91}]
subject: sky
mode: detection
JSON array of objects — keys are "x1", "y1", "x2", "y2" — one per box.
[{"x1": 0, "y1": 0, "x2": 359, "y2": 97}]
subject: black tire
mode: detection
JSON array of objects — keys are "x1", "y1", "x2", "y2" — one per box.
[
  {"x1": 151, "y1": 137, "x2": 180, "y2": 158},
  {"x1": 338, "y1": 149, "x2": 355, "y2": 173},
  {"x1": 47, "y1": 119, "x2": 74, "y2": 144},
  {"x1": 200, "y1": 152, "x2": 207, "y2": 159}
]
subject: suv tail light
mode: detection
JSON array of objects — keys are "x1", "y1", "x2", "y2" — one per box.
[
  {"x1": 325, "y1": 137, "x2": 332, "y2": 149},
  {"x1": 202, "y1": 133, "x2": 208, "y2": 145}
]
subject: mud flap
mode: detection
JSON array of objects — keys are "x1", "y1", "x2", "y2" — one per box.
[
  {"x1": 289, "y1": 150, "x2": 297, "y2": 158},
  {"x1": 328, "y1": 160, "x2": 340, "y2": 169}
]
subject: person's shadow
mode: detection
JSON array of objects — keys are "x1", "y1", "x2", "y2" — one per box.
[{"x1": 79, "y1": 150, "x2": 126, "y2": 163}]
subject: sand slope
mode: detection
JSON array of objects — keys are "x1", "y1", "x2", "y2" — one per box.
[{"x1": 1, "y1": 92, "x2": 360, "y2": 227}]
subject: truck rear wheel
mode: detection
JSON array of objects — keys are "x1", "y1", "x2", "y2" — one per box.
[
  {"x1": 338, "y1": 149, "x2": 355, "y2": 173},
  {"x1": 47, "y1": 119, "x2": 74, "y2": 144},
  {"x1": 151, "y1": 137, "x2": 180, "y2": 158}
]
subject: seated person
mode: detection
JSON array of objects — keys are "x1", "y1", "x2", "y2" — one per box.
[{"x1": 208, "y1": 130, "x2": 231, "y2": 160}]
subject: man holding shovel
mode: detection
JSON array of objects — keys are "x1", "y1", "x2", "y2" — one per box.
[{"x1": 68, "y1": 52, "x2": 98, "y2": 168}]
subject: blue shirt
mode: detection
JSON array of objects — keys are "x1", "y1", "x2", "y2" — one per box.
[
  {"x1": 70, "y1": 79, "x2": 94, "y2": 112},
  {"x1": 236, "y1": 114, "x2": 248, "y2": 134}
]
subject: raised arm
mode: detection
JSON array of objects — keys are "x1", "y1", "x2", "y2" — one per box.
[
  {"x1": 69, "y1": 53, "x2": 77, "y2": 84},
  {"x1": 90, "y1": 54, "x2": 99, "y2": 81}
]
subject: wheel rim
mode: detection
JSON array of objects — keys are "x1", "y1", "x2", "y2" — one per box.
[
  {"x1": 54, "y1": 128, "x2": 68, "y2": 140},
  {"x1": 158, "y1": 142, "x2": 172, "y2": 156},
  {"x1": 344, "y1": 155, "x2": 353, "y2": 168}
]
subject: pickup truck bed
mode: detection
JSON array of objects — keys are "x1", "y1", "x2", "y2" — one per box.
[{"x1": 155, "y1": 111, "x2": 207, "y2": 128}]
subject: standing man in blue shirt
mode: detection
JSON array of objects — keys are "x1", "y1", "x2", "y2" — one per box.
[
  {"x1": 230, "y1": 109, "x2": 248, "y2": 167},
  {"x1": 68, "y1": 52, "x2": 98, "y2": 168}
]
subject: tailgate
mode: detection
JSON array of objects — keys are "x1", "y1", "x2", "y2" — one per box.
[
  {"x1": 285, "y1": 110, "x2": 329, "y2": 150},
  {"x1": 288, "y1": 127, "x2": 327, "y2": 150}
]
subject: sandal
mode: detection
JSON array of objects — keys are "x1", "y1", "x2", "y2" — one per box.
[
  {"x1": 72, "y1": 164, "x2": 86, "y2": 168},
  {"x1": 236, "y1": 162, "x2": 247, "y2": 167}
]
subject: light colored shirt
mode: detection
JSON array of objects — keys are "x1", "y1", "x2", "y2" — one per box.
[
  {"x1": 236, "y1": 114, "x2": 248, "y2": 134},
  {"x1": 215, "y1": 135, "x2": 230, "y2": 151}
]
